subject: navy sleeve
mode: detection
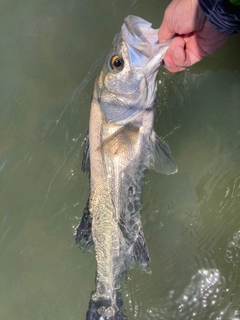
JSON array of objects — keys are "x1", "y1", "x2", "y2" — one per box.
[{"x1": 198, "y1": 0, "x2": 240, "y2": 34}]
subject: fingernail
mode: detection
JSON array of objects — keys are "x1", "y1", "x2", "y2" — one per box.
[{"x1": 174, "y1": 48, "x2": 180, "y2": 59}]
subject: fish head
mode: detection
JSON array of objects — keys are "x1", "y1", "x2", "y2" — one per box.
[{"x1": 96, "y1": 15, "x2": 171, "y2": 125}]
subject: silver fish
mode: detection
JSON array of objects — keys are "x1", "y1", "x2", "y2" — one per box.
[{"x1": 75, "y1": 15, "x2": 177, "y2": 320}]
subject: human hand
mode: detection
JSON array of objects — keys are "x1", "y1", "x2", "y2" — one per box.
[{"x1": 158, "y1": 0, "x2": 230, "y2": 72}]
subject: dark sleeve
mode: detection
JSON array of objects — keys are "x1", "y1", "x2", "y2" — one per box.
[{"x1": 198, "y1": 0, "x2": 240, "y2": 34}]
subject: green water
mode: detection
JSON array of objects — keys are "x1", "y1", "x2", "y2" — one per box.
[{"x1": 0, "y1": 0, "x2": 240, "y2": 319}]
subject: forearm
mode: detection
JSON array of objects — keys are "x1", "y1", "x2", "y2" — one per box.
[{"x1": 198, "y1": 0, "x2": 240, "y2": 34}]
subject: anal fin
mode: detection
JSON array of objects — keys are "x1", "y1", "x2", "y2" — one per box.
[{"x1": 75, "y1": 199, "x2": 93, "y2": 252}]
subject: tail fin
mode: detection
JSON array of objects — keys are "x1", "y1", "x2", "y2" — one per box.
[
  {"x1": 133, "y1": 229, "x2": 151, "y2": 272},
  {"x1": 86, "y1": 292, "x2": 128, "y2": 320}
]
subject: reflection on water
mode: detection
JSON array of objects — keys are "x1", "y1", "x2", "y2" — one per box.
[
  {"x1": 226, "y1": 230, "x2": 240, "y2": 264},
  {"x1": 176, "y1": 269, "x2": 225, "y2": 318},
  {"x1": 0, "y1": 0, "x2": 240, "y2": 319}
]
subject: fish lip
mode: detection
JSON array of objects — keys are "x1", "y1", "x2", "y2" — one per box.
[
  {"x1": 122, "y1": 15, "x2": 171, "y2": 72},
  {"x1": 123, "y1": 15, "x2": 155, "y2": 46},
  {"x1": 122, "y1": 16, "x2": 157, "y2": 59}
]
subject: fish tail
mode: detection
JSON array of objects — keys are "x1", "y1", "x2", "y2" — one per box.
[{"x1": 86, "y1": 291, "x2": 128, "y2": 320}]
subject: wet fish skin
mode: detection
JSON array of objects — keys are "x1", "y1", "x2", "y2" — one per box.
[{"x1": 75, "y1": 15, "x2": 177, "y2": 320}]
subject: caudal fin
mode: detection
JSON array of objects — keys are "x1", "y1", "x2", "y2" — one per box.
[
  {"x1": 86, "y1": 292, "x2": 128, "y2": 320},
  {"x1": 75, "y1": 199, "x2": 93, "y2": 252}
]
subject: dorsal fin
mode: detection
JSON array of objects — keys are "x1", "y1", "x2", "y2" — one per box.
[
  {"x1": 75, "y1": 200, "x2": 93, "y2": 252},
  {"x1": 81, "y1": 134, "x2": 90, "y2": 173}
]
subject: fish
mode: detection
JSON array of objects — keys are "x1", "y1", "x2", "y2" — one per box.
[{"x1": 75, "y1": 15, "x2": 178, "y2": 320}]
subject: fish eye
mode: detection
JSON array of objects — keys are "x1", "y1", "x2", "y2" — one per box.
[{"x1": 110, "y1": 55, "x2": 124, "y2": 71}]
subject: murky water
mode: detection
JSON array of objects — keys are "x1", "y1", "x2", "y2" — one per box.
[{"x1": 1, "y1": 0, "x2": 240, "y2": 319}]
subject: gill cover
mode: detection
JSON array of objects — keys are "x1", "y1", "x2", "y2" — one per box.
[{"x1": 97, "y1": 15, "x2": 171, "y2": 125}]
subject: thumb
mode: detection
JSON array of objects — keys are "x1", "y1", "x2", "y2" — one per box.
[{"x1": 158, "y1": 20, "x2": 174, "y2": 42}]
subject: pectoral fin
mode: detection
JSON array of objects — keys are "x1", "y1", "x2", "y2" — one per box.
[
  {"x1": 149, "y1": 131, "x2": 178, "y2": 175},
  {"x1": 98, "y1": 124, "x2": 139, "y2": 157}
]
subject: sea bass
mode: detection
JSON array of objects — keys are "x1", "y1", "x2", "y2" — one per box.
[{"x1": 75, "y1": 15, "x2": 177, "y2": 320}]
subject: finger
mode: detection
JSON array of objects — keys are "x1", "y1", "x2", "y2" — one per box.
[
  {"x1": 163, "y1": 37, "x2": 187, "y2": 72},
  {"x1": 158, "y1": 22, "x2": 174, "y2": 42},
  {"x1": 179, "y1": 36, "x2": 208, "y2": 66},
  {"x1": 158, "y1": 0, "x2": 176, "y2": 42},
  {"x1": 164, "y1": 36, "x2": 203, "y2": 72},
  {"x1": 172, "y1": 44, "x2": 187, "y2": 67},
  {"x1": 164, "y1": 53, "x2": 187, "y2": 72}
]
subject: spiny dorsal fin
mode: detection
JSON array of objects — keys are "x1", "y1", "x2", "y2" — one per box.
[
  {"x1": 81, "y1": 134, "x2": 90, "y2": 173},
  {"x1": 148, "y1": 131, "x2": 178, "y2": 175},
  {"x1": 75, "y1": 199, "x2": 93, "y2": 252}
]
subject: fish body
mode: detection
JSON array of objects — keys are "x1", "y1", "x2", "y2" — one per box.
[{"x1": 76, "y1": 15, "x2": 177, "y2": 320}]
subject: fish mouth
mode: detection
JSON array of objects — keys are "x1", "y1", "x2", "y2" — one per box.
[{"x1": 122, "y1": 15, "x2": 171, "y2": 71}]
